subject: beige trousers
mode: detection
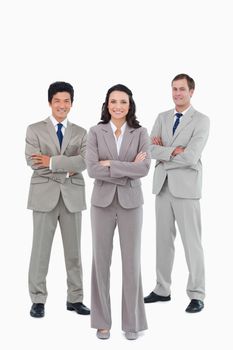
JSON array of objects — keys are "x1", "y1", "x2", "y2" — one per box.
[
  {"x1": 91, "y1": 193, "x2": 148, "y2": 332},
  {"x1": 154, "y1": 180, "x2": 205, "y2": 300},
  {"x1": 29, "y1": 195, "x2": 83, "y2": 303}
]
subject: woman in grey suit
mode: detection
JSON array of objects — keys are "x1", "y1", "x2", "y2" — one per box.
[{"x1": 86, "y1": 84, "x2": 150, "y2": 340}]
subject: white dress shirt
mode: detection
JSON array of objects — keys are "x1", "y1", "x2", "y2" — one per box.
[{"x1": 110, "y1": 121, "x2": 126, "y2": 155}]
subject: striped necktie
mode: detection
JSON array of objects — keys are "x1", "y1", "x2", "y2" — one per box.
[{"x1": 173, "y1": 113, "x2": 183, "y2": 135}]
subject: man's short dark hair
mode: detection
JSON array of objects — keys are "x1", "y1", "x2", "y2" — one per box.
[
  {"x1": 172, "y1": 74, "x2": 195, "y2": 90},
  {"x1": 48, "y1": 81, "x2": 74, "y2": 103}
]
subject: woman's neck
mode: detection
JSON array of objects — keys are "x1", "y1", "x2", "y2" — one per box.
[{"x1": 110, "y1": 118, "x2": 126, "y2": 129}]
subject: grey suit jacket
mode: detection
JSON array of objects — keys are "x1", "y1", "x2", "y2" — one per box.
[
  {"x1": 86, "y1": 123, "x2": 151, "y2": 209},
  {"x1": 25, "y1": 117, "x2": 87, "y2": 212},
  {"x1": 150, "y1": 106, "x2": 210, "y2": 199}
]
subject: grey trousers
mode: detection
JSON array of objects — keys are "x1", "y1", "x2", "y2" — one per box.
[
  {"x1": 28, "y1": 195, "x2": 83, "y2": 304},
  {"x1": 91, "y1": 194, "x2": 148, "y2": 332},
  {"x1": 154, "y1": 180, "x2": 205, "y2": 300}
]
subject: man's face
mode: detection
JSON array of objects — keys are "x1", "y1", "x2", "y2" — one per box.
[
  {"x1": 172, "y1": 79, "x2": 194, "y2": 111},
  {"x1": 49, "y1": 92, "x2": 72, "y2": 122}
]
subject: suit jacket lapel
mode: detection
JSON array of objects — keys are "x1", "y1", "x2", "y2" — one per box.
[
  {"x1": 172, "y1": 106, "x2": 195, "y2": 142},
  {"x1": 118, "y1": 124, "x2": 135, "y2": 160},
  {"x1": 101, "y1": 123, "x2": 118, "y2": 159},
  {"x1": 165, "y1": 110, "x2": 175, "y2": 143},
  {"x1": 61, "y1": 121, "x2": 72, "y2": 154},
  {"x1": 45, "y1": 117, "x2": 60, "y2": 153}
]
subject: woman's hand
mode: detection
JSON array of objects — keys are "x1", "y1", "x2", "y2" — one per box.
[
  {"x1": 134, "y1": 152, "x2": 147, "y2": 163},
  {"x1": 99, "y1": 160, "x2": 111, "y2": 167}
]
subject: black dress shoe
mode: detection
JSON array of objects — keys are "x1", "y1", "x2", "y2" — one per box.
[
  {"x1": 185, "y1": 299, "x2": 204, "y2": 313},
  {"x1": 66, "y1": 302, "x2": 90, "y2": 315},
  {"x1": 144, "y1": 291, "x2": 171, "y2": 303},
  {"x1": 30, "y1": 303, "x2": 44, "y2": 318}
]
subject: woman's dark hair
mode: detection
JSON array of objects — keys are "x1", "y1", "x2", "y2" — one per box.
[
  {"x1": 99, "y1": 84, "x2": 141, "y2": 128},
  {"x1": 48, "y1": 81, "x2": 74, "y2": 103}
]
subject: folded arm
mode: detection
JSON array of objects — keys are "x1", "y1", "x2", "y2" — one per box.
[
  {"x1": 109, "y1": 128, "x2": 151, "y2": 179},
  {"x1": 86, "y1": 128, "x2": 128, "y2": 185},
  {"x1": 164, "y1": 117, "x2": 210, "y2": 170},
  {"x1": 25, "y1": 125, "x2": 53, "y2": 177},
  {"x1": 150, "y1": 116, "x2": 176, "y2": 161},
  {"x1": 51, "y1": 131, "x2": 87, "y2": 173}
]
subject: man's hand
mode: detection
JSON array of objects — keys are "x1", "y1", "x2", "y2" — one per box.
[
  {"x1": 152, "y1": 136, "x2": 163, "y2": 146},
  {"x1": 31, "y1": 154, "x2": 50, "y2": 167},
  {"x1": 172, "y1": 147, "x2": 185, "y2": 157},
  {"x1": 99, "y1": 160, "x2": 111, "y2": 167},
  {"x1": 134, "y1": 151, "x2": 147, "y2": 163}
]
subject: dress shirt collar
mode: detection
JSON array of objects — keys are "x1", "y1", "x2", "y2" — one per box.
[
  {"x1": 50, "y1": 115, "x2": 68, "y2": 128},
  {"x1": 174, "y1": 105, "x2": 192, "y2": 117},
  {"x1": 110, "y1": 120, "x2": 126, "y2": 135}
]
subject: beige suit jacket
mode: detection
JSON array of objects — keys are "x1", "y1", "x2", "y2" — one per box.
[
  {"x1": 86, "y1": 123, "x2": 151, "y2": 209},
  {"x1": 150, "y1": 107, "x2": 210, "y2": 199},
  {"x1": 25, "y1": 117, "x2": 87, "y2": 212}
]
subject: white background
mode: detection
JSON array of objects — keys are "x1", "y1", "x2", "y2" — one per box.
[{"x1": 0, "y1": 0, "x2": 232, "y2": 349}]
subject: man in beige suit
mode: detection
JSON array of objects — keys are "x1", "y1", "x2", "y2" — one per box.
[
  {"x1": 144, "y1": 74, "x2": 210, "y2": 313},
  {"x1": 25, "y1": 81, "x2": 90, "y2": 317}
]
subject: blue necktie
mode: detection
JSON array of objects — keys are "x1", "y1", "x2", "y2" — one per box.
[
  {"x1": 173, "y1": 113, "x2": 183, "y2": 135},
  {"x1": 57, "y1": 123, "x2": 63, "y2": 147}
]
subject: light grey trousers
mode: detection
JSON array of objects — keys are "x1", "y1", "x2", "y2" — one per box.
[
  {"x1": 91, "y1": 193, "x2": 148, "y2": 332},
  {"x1": 28, "y1": 195, "x2": 83, "y2": 304},
  {"x1": 154, "y1": 180, "x2": 205, "y2": 301}
]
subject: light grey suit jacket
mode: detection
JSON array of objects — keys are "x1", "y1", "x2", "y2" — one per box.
[
  {"x1": 150, "y1": 106, "x2": 210, "y2": 199},
  {"x1": 86, "y1": 123, "x2": 151, "y2": 209},
  {"x1": 25, "y1": 117, "x2": 87, "y2": 212}
]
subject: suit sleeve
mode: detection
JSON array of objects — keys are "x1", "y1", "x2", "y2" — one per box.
[
  {"x1": 150, "y1": 114, "x2": 176, "y2": 161},
  {"x1": 86, "y1": 127, "x2": 128, "y2": 185},
  {"x1": 109, "y1": 128, "x2": 151, "y2": 179},
  {"x1": 25, "y1": 125, "x2": 54, "y2": 177},
  {"x1": 51, "y1": 130, "x2": 87, "y2": 173},
  {"x1": 164, "y1": 116, "x2": 210, "y2": 170}
]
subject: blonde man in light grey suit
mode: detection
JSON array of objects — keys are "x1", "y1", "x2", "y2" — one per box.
[
  {"x1": 25, "y1": 82, "x2": 90, "y2": 318},
  {"x1": 86, "y1": 84, "x2": 150, "y2": 340},
  {"x1": 144, "y1": 74, "x2": 210, "y2": 313}
]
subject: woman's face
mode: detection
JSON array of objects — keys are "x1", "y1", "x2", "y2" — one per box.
[{"x1": 107, "y1": 90, "x2": 130, "y2": 121}]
